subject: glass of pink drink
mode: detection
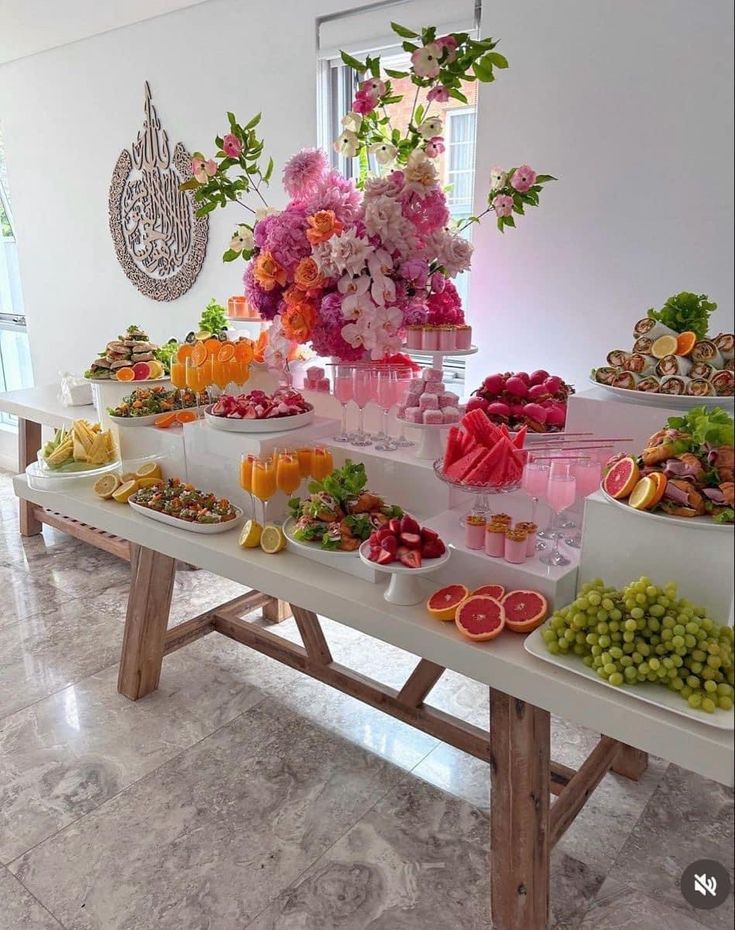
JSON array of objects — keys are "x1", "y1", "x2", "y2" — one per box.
[
  {"x1": 333, "y1": 364, "x2": 354, "y2": 442},
  {"x1": 393, "y1": 368, "x2": 417, "y2": 447},
  {"x1": 540, "y1": 463, "x2": 576, "y2": 567},
  {"x1": 352, "y1": 367, "x2": 374, "y2": 447},
  {"x1": 521, "y1": 461, "x2": 550, "y2": 551},
  {"x1": 375, "y1": 369, "x2": 398, "y2": 452},
  {"x1": 564, "y1": 459, "x2": 602, "y2": 548}
]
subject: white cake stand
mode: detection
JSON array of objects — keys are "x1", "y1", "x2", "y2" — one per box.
[
  {"x1": 358, "y1": 541, "x2": 451, "y2": 605},
  {"x1": 395, "y1": 414, "x2": 453, "y2": 460}
]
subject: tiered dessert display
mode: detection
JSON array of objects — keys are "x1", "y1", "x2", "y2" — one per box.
[{"x1": 592, "y1": 292, "x2": 733, "y2": 404}]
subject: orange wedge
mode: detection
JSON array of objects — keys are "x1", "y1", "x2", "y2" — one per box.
[
  {"x1": 676, "y1": 331, "x2": 697, "y2": 356},
  {"x1": 218, "y1": 342, "x2": 236, "y2": 362},
  {"x1": 176, "y1": 409, "x2": 197, "y2": 424},
  {"x1": 205, "y1": 338, "x2": 221, "y2": 357},
  {"x1": 648, "y1": 471, "x2": 668, "y2": 507},
  {"x1": 628, "y1": 476, "x2": 659, "y2": 511},
  {"x1": 154, "y1": 412, "x2": 178, "y2": 429},
  {"x1": 115, "y1": 367, "x2": 135, "y2": 381},
  {"x1": 191, "y1": 342, "x2": 207, "y2": 367},
  {"x1": 177, "y1": 344, "x2": 194, "y2": 363},
  {"x1": 234, "y1": 339, "x2": 254, "y2": 363}
]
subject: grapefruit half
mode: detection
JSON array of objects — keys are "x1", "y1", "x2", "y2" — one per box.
[
  {"x1": 602, "y1": 456, "x2": 640, "y2": 499},
  {"x1": 455, "y1": 596, "x2": 506, "y2": 642},
  {"x1": 501, "y1": 590, "x2": 548, "y2": 633},
  {"x1": 472, "y1": 584, "x2": 506, "y2": 600},
  {"x1": 427, "y1": 584, "x2": 469, "y2": 621}
]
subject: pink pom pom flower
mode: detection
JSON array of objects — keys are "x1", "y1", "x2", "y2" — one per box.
[{"x1": 282, "y1": 148, "x2": 329, "y2": 200}]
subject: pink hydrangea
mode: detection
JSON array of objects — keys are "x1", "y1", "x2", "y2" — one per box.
[
  {"x1": 510, "y1": 165, "x2": 537, "y2": 193},
  {"x1": 426, "y1": 279, "x2": 464, "y2": 325},
  {"x1": 401, "y1": 188, "x2": 449, "y2": 235},
  {"x1": 282, "y1": 148, "x2": 329, "y2": 199},
  {"x1": 493, "y1": 194, "x2": 514, "y2": 218},
  {"x1": 243, "y1": 265, "x2": 283, "y2": 321},
  {"x1": 399, "y1": 258, "x2": 429, "y2": 289},
  {"x1": 403, "y1": 296, "x2": 428, "y2": 326},
  {"x1": 430, "y1": 272, "x2": 447, "y2": 294},
  {"x1": 262, "y1": 206, "x2": 310, "y2": 269},
  {"x1": 306, "y1": 170, "x2": 361, "y2": 225},
  {"x1": 310, "y1": 292, "x2": 365, "y2": 360},
  {"x1": 253, "y1": 213, "x2": 277, "y2": 249}
]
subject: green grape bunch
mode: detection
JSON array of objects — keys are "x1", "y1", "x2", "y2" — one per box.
[{"x1": 542, "y1": 577, "x2": 734, "y2": 714}]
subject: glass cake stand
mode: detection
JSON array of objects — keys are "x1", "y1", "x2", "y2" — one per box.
[{"x1": 433, "y1": 459, "x2": 522, "y2": 526}]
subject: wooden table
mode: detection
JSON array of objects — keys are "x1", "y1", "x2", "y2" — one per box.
[{"x1": 13, "y1": 476, "x2": 733, "y2": 930}]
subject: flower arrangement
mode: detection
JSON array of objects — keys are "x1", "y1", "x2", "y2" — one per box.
[{"x1": 183, "y1": 21, "x2": 555, "y2": 363}]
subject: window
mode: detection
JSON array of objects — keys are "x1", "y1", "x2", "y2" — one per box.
[{"x1": 0, "y1": 124, "x2": 32, "y2": 427}]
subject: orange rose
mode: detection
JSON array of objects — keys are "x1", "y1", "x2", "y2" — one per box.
[
  {"x1": 306, "y1": 209, "x2": 343, "y2": 245},
  {"x1": 253, "y1": 251, "x2": 287, "y2": 291},
  {"x1": 293, "y1": 256, "x2": 326, "y2": 292},
  {"x1": 281, "y1": 299, "x2": 315, "y2": 344}
]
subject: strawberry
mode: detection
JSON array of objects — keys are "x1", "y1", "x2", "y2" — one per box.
[
  {"x1": 376, "y1": 526, "x2": 394, "y2": 541},
  {"x1": 400, "y1": 514, "x2": 420, "y2": 535},
  {"x1": 381, "y1": 535, "x2": 398, "y2": 555},
  {"x1": 388, "y1": 517, "x2": 402, "y2": 534},
  {"x1": 400, "y1": 532, "x2": 422, "y2": 549},
  {"x1": 399, "y1": 549, "x2": 422, "y2": 569},
  {"x1": 421, "y1": 538, "x2": 446, "y2": 559},
  {"x1": 376, "y1": 548, "x2": 396, "y2": 565},
  {"x1": 420, "y1": 527, "x2": 439, "y2": 542}
]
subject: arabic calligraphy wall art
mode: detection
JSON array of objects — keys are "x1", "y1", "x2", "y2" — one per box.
[{"x1": 108, "y1": 82, "x2": 208, "y2": 301}]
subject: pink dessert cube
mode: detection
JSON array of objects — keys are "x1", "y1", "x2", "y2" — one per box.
[
  {"x1": 317, "y1": 378, "x2": 331, "y2": 392},
  {"x1": 423, "y1": 409, "x2": 444, "y2": 424},
  {"x1": 439, "y1": 391, "x2": 459, "y2": 408},
  {"x1": 419, "y1": 393, "x2": 439, "y2": 410},
  {"x1": 408, "y1": 379, "x2": 425, "y2": 396},
  {"x1": 405, "y1": 407, "x2": 422, "y2": 423},
  {"x1": 442, "y1": 406, "x2": 460, "y2": 423},
  {"x1": 432, "y1": 382, "x2": 445, "y2": 395},
  {"x1": 396, "y1": 405, "x2": 407, "y2": 418},
  {"x1": 422, "y1": 367, "x2": 443, "y2": 382},
  {"x1": 405, "y1": 393, "x2": 420, "y2": 408}
]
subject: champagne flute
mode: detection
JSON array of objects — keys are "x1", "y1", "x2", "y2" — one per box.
[
  {"x1": 311, "y1": 447, "x2": 334, "y2": 482},
  {"x1": 540, "y1": 463, "x2": 576, "y2": 567},
  {"x1": 374, "y1": 369, "x2": 398, "y2": 452},
  {"x1": 333, "y1": 364, "x2": 354, "y2": 442},
  {"x1": 252, "y1": 458, "x2": 277, "y2": 525},
  {"x1": 276, "y1": 453, "x2": 302, "y2": 501},
  {"x1": 521, "y1": 461, "x2": 550, "y2": 550},
  {"x1": 239, "y1": 453, "x2": 257, "y2": 518},
  {"x1": 565, "y1": 459, "x2": 602, "y2": 548},
  {"x1": 351, "y1": 367, "x2": 373, "y2": 447}
]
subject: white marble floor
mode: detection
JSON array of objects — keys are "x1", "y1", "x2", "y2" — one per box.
[{"x1": 0, "y1": 471, "x2": 732, "y2": 929}]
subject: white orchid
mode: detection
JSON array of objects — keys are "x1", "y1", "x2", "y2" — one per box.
[
  {"x1": 337, "y1": 273, "x2": 371, "y2": 319},
  {"x1": 369, "y1": 141, "x2": 398, "y2": 166},
  {"x1": 333, "y1": 129, "x2": 360, "y2": 158}
]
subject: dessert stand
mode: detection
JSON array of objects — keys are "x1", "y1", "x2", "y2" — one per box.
[
  {"x1": 433, "y1": 458, "x2": 522, "y2": 525},
  {"x1": 358, "y1": 540, "x2": 451, "y2": 605}
]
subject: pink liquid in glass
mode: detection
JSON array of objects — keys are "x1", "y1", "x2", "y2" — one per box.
[
  {"x1": 572, "y1": 461, "x2": 602, "y2": 498},
  {"x1": 547, "y1": 476, "x2": 576, "y2": 513},
  {"x1": 334, "y1": 376, "x2": 353, "y2": 405},
  {"x1": 377, "y1": 373, "x2": 394, "y2": 409},
  {"x1": 522, "y1": 464, "x2": 550, "y2": 498},
  {"x1": 353, "y1": 371, "x2": 374, "y2": 409}
]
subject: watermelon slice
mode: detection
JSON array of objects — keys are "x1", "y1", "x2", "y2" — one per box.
[
  {"x1": 446, "y1": 446, "x2": 487, "y2": 481},
  {"x1": 443, "y1": 426, "x2": 464, "y2": 470},
  {"x1": 512, "y1": 426, "x2": 527, "y2": 449},
  {"x1": 464, "y1": 438, "x2": 505, "y2": 485},
  {"x1": 462, "y1": 409, "x2": 502, "y2": 448},
  {"x1": 464, "y1": 450, "x2": 495, "y2": 485}
]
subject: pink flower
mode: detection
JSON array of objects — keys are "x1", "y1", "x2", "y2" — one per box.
[
  {"x1": 191, "y1": 156, "x2": 216, "y2": 184},
  {"x1": 401, "y1": 188, "x2": 449, "y2": 235},
  {"x1": 243, "y1": 265, "x2": 282, "y2": 321},
  {"x1": 306, "y1": 170, "x2": 361, "y2": 225},
  {"x1": 282, "y1": 148, "x2": 329, "y2": 199},
  {"x1": 222, "y1": 133, "x2": 242, "y2": 158},
  {"x1": 353, "y1": 90, "x2": 377, "y2": 115},
  {"x1": 436, "y1": 35, "x2": 458, "y2": 63},
  {"x1": 430, "y1": 272, "x2": 447, "y2": 294},
  {"x1": 427, "y1": 280, "x2": 464, "y2": 325},
  {"x1": 399, "y1": 259, "x2": 429, "y2": 289},
  {"x1": 493, "y1": 194, "x2": 514, "y2": 218},
  {"x1": 424, "y1": 136, "x2": 445, "y2": 159},
  {"x1": 359, "y1": 78, "x2": 386, "y2": 99},
  {"x1": 262, "y1": 206, "x2": 310, "y2": 270},
  {"x1": 403, "y1": 296, "x2": 428, "y2": 326},
  {"x1": 510, "y1": 165, "x2": 537, "y2": 193},
  {"x1": 411, "y1": 43, "x2": 442, "y2": 79},
  {"x1": 427, "y1": 85, "x2": 450, "y2": 104}
]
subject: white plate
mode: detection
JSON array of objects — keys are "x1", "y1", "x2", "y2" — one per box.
[
  {"x1": 86, "y1": 375, "x2": 170, "y2": 385},
  {"x1": 358, "y1": 540, "x2": 451, "y2": 605},
  {"x1": 589, "y1": 377, "x2": 733, "y2": 409},
  {"x1": 282, "y1": 516, "x2": 359, "y2": 558},
  {"x1": 600, "y1": 485, "x2": 732, "y2": 532},
  {"x1": 525, "y1": 625, "x2": 733, "y2": 730},
  {"x1": 128, "y1": 498, "x2": 243, "y2": 534},
  {"x1": 204, "y1": 404, "x2": 314, "y2": 433}
]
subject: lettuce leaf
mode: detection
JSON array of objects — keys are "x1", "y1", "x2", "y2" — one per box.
[
  {"x1": 667, "y1": 406, "x2": 734, "y2": 451},
  {"x1": 713, "y1": 508, "x2": 734, "y2": 525},
  {"x1": 343, "y1": 513, "x2": 373, "y2": 540},
  {"x1": 647, "y1": 292, "x2": 717, "y2": 340},
  {"x1": 308, "y1": 459, "x2": 367, "y2": 503}
]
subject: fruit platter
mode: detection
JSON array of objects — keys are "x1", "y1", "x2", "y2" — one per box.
[
  {"x1": 128, "y1": 477, "x2": 243, "y2": 534},
  {"x1": 426, "y1": 583, "x2": 549, "y2": 641},
  {"x1": 601, "y1": 406, "x2": 734, "y2": 529},
  {"x1": 205, "y1": 389, "x2": 314, "y2": 433},
  {"x1": 526, "y1": 576, "x2": 734, "y2": 728},
  {"x1": 108, "y1": 386, "x2": 206, "y2": 427},
  {"x1": 41, "y1": 419, "x2": 117, "y2": 472},
  {"x1": 591, "y1": 292, "x2": 734, "y2": 406},
  {"x1": 466, "y1": 369, "x2": 572, "y2": 432},
  {"x1": 285, "y1": 460, "x2": 403, "y2": 556},
  {"x1": 85, "y1": 325, "x2": 168, "y2": 382}
]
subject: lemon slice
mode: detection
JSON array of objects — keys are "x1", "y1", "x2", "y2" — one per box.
[
  {"x1": 651, "y1": 334, "x2": 679, "y2": 359},
  {"x1": 239, "y1": 519, "x2": 263, "y2": 549},
  {"x1": 136, "y1": 461, "x2": 163, "y2": 480},
  {"x1": 112, "y1": 479, "x2": 139, "y2": 503},
  {"x1": 120, "y1": 472, "x2": 137, "y2": 483},
  {"x1": 628, "y1": 476, "x2": 658, "y2": 510},
  {"x1": 136, "y1": 476, "x2": 164, "y2": 489},
  {"x1": 94, "y1": 473, "x2": 121, "y2": 500},
  {"x1": 147, "y1": 360, "x2": 164, "y2": 379},
  {"x1": 260, "y1": 524, "x2": 286, "y2": 554}
]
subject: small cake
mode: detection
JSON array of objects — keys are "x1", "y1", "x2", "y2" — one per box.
[
  {"x1": 423, "y1": 409, "x2": 444, "y2": 424},
  {"x1": 306, "y1": 365, "x2": 324, "y2": 382},
  {"x1": 438, "y1": 326, "x2": 456, "y2": 350},
  {"x1": 404, "y1": 407, "x2": 422, "y2": 423},
  {"x1": 419, "y1": 393, "x2": 439, "y2": 410},
  {"x1": 405, "y1": 326, "x2": 423, "y2": 349},
  {"x1": 442, "y1": 406, "x2": 460, "y2": 423},
  {"x1": 316, "y1": 378, "x2": 331, "y2": 392},
  {"x1": 408, "y1": 379, "x2": 425, "y2": 396},
  {"x1": 422, "y1": 327, "x2": 439, "y2": 350},
  {"x1": 456, "y1": 325, "x2": 472, "y2": 349},
  {"x1": 422, "y1": 367, "x2": 443, "y2": 382},
  {"x1": 439, "y1": 391, "x2": 459, "y2": 408}
]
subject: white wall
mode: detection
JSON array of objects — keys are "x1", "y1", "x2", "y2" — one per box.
[
  {"x1": 468, "y1": 0, "x2": 734, "y2": 390},
  {"x1": 0, "y1": 0, "x2": 733, "y2": 393}
]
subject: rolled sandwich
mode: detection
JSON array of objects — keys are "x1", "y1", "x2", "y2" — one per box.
[
  {"x1": 612, "y1": 371, "x2": 640, "y2": 390},
  {"x1": 659, "y1": 375, "x2": 689, "y2": 395},
  {"x1": 689, "y1": 361, "x2": 715, "y2": 380},
  {"x1": 594, "y1": 366, "x2": 620, "y2": 386},
  {"x1": 624, "y1": 353, "x2": 656, "y2": 375},
  {"x1": 606, "y1": 349, "x2": 630, "y2": 368},
  {"x1": 637, "y1": 376, "x2": 660, "y2": 392},
  {"x1": 690, "y1": 340, "x2": 724, "y2": 368},
  {"x1": 711, "y1": 370, "x2": 734, "y2": 397},
  {"x1": 633, "y1": 335, "x2": 655, "y2": 354},
  {"x1": 655, "y1": 354, "x2": 692, "y2": 377},
  {"x1": 714, "y1": 333, "x2": 734, "y2": 361},
  {"x1": 633, "y1": 318, "x2": 677, "y2": 340},
  {"x1": 686, "y1": 378, "x2": 716, "y2": 397}
]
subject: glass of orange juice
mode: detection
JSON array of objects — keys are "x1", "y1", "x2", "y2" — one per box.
[
  {"x1": 240, "y1": 453, "x2": 257, "y2": 516},
  {"x1": 276, "y1": 454, "x2": 301, "y2": 498},
  {"x1": 296, "y1": 447, "x2": 313, "y2": 479},
  {"x1": 170, "y1": 360, "x2": 186, "y2": 392},
  {"x1": 252, "y1": 458, "x2": 277, "y2": 524},
  {"x1": 310, "y1": 447, "x2": 333, "y2": 482}
]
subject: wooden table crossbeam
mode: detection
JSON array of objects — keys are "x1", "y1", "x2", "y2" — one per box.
[{"x1": 32, "y1": 507, "x2": 131, "y2": 560}]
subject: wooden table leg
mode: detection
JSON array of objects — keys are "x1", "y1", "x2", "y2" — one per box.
[
  {"x1": 490, "y1": 688, "x2": 550, "y2": 930},
  {"x1": 262, "y1": 598, "x2": 292, "y2": 623},
  {"x1": 118, "y1": 545, "x2": 176, "y2": 700},
  {"x1": 611, "y1": 743, "x2": 649, "y2": 781},
  {"x1": 18, "y1": 417, "x2": 42, "y2": 536}
]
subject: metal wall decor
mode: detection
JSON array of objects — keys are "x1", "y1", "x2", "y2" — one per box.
[{"x1": 109, "y1": 82, "x2": 208, "y2": 301}]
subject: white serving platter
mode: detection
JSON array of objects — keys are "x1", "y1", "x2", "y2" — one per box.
[
  {"x1": 108, "y1": 406, "x2": 203, "y2": 428},
  {"x1": 358, "y1": 539, "x2": 451, "y2": 605},
  {"x1": 589, "y1": 377, "x2": 733, "y2": 410},
  {"x1": 26, "y1": 458, "x2": 122, "y2": 491},
  {"x1": 283, "y1": 516, "x2": 359, "y2": 559},
  {"x1": 204, "y1": 404, "x2": 314, "y2": 433},
  {"x1": 600, "y1": 486, "x2": 732, "y2": 533},
  {"x1": 525, "y1": 625, "x2": 734, "y2": 730},
  {"x1": 128, "y1": 499, "x2": 243, "y2": 534},
  {"x1": 86, "y1": 376, "x2": 170, "y2": 386}
]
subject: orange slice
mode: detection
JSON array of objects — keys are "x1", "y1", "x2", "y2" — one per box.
[
  {"x1": 176, "y1": 343, "x2": 194, "y2": 363},
  {"x1": 205, "y1": 338, "x2": 221, "y2": 357},
  {"x1": 234, "y1": 339, "x2": 254, "y2": 364},
  {"x1": 176, "y1": 410, "x2": 197, "y2": 424},
  {"x1": 191, "y1": 342, "x2": 207, "y2": 367},
  {"x1": 154, "y1": 412, "x2": 178, "y2": 429},
  {"x1": 628, "y1": 476, "x2": 659, "y2": 510},
  {"x1": 676, "y1": 331, "x2": 697, "y2": 356},
  {"x1": 218, "y1": 343, "x2": 236, "y2": 362},
  {"x1": 648, "y1": 471, "x2": 668, "y2": 507},
  {"x1": 115, "y1": 367, "x2": 135, "y2": 381}
]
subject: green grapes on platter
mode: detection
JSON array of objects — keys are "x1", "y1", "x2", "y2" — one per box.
[{"x1": 542, "y1": 577, "x2": 734, "y2": 714}]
